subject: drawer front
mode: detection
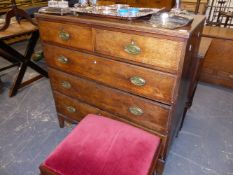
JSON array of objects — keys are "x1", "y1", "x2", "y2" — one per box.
[
  {"x1": 53, "y1": 91, "x2": 117, "y2": 122},
  {"x1": 44, "y1": 44, "x2": 176, "y2": 104},
  {"x1": 38, "y1": 20, "x2": 93, "y2": 51},
  {"x1": 49, "y1": 68, "x2": 170, "y2": 134},
  {"x1": 95, "y1": 29, "x2": 184, "y2": 72}
]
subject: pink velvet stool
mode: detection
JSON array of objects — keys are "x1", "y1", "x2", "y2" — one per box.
[{"x1": 39, "y1": 114, "x2": 161, "y2": 175}]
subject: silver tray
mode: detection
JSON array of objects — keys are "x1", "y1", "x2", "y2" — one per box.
[
  {"x1": 149, "y1": 12, "x2": 194, "y2": 29},
  {"x1": 38, "y1": 7, "x2": 71, "y2": 15},
  {"x1": 71, "y1": 6, "x2": 163, "y2": 20}
]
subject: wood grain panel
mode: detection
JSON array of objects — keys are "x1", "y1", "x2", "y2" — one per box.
[
  {"x1": 38, "y1": 20, "x2": 93, "y2": 51},
  {"x1": 44, "y1": 44, "x2": 177, "y2": 104},
  {"x1": 54, "y1": 91, "x2": 117, "y2": 122},
  {"x1": 49, "y1": 68, "x2": 170, "y2": 134},
  {"x1": 200, "y1": 38, "x2": 233, "y2": 89},
  {"x1": 95, "y1": 29, "x2": 184, "y2": 72}
]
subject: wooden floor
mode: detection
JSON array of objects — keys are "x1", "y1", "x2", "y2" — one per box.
[{"x1": 0, "y1": 42, "x2": 233, "y2": 175}]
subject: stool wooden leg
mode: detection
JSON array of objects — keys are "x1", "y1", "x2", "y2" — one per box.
[
  {"x1": 155, "y1": 159, "x2": 165, "y2": 175},
  {"x1": 40, "y1": 164, "x2": 58, "y2": 175}
]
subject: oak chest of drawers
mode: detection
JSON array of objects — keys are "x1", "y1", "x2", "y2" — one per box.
[{"x1": 36, "y1": 13, "x2": 205, "y2": 174}]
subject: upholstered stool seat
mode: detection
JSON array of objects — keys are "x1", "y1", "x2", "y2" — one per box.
[{"x1": 40, "y1": 114, "x2": 161, "y2": 175}]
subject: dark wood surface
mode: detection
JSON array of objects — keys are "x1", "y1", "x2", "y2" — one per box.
[
  {"x1": 200, "y1": 38, "x2": 233, "y2": 89},
  {"x1": 37, "y1": 13, "x2": 205, "y2": 175},
  {"x1": 198, "y1": 37, "x2": 212, "y2": 59},
  {"x1": 179, "y1": 22, "x2": 204, "y2": 131},
  {"x1": 203, "y1": 26, "x2": 233, "y2": 41},
  {"x1": 200, "y1": 26, "x2": 233, "y2": 89}
]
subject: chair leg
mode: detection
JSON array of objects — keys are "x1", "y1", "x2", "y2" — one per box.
[{"x1": 58, "y1": 116, "x2": 65, "y2": 128}]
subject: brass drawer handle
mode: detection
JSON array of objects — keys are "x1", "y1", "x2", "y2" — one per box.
[
  {"x1": 129, "y1": 106, "x2": 144, "y2": 116},
  {"x1": 66, "y1": 106, "x2": 76, "y2": 113},
  {"x1": 57, "y1": 55, "x2": 69, "y2": 64},
  {"x1": 59, "y1": 30, "x2": 70, "y2": 41},
  {"x1": 61, "y1": 81, "x2": 71, "y2": 89},
  {"x1": 229, "y1": 74, "x2": 233, "y2": 79},
  {"x1": 124, "y1": 41, "x2": 141, "y2": 55},
  {"x1": 130, "y1": 76, "x2": 146, "y2": 86}
]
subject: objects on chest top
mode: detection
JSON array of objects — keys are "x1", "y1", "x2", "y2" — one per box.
[
  {"x1": 39, "y1": 1, "x2": 163, "y2": 19},
  {"x1": 72, "y1": 5, "x2": 163, "y2": 19},
  {"x1": 149, "y1": 10, "x2": 194, "y2": 29},
  {"x1": 39, "y1": 0, "x2": 194, "y2": 28},
  {"x1": 48, "y1": 0, "x2": 69, "y2": 8},
  {"x1": 40, "y1": 0, "x2": 70, "y2": 15}
]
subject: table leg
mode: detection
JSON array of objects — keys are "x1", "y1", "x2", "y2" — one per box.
[
  {"x1": 0, "y1": 48, "x2": 19, "y2": 64},
  {"x1": 0, "y1": 30, "x2": 48, "y2": 97},
  {"x1": 9, "y1": 62, "x2": 27, "y2": 97}
]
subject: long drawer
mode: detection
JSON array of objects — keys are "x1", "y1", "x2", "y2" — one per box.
[
  {"x1": 38, "y1": 20, "x2": 93, "y2": 51},
  {"x1": 54, "y1": 91, "x2": 117, "y2": 122},
  {"x1": 95, "y1": 29, "x2": 184, "y2": 72},
  {"x1": 49, "y1": 68, "x2": 171, "y2": 134},
  {"x1": 54, "y1": 91, "x2": 168, "y2": 158},
  {"x1": 44, "y1": 44, "x2": 176, "y2": 104}
]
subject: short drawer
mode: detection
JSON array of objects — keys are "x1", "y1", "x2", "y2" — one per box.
[
  {"x1": 95, "y1": 29, "x2": 184, "y2": 72},
  {"x1": 49, "y1": 68, "x2": 170, "y2": 134},
  {"x1": 44, "y1": 44, "x2": 176, "y2": 104},
  {"x1": 38, "y1": 20, "x2": 93, "y2": 51}
]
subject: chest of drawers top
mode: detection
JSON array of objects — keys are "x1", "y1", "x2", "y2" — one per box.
[
  {"x1": 37, "y1": 14, "x2": 204, "y2": 39},
  {"x1": 37, "y1": 14, "x2": 205, "y2": 73}
]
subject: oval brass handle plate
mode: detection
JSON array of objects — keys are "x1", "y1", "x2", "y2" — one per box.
[
  {"x1": 57, "y1": 55, "x2": 69, "y2": 64},
  {"x1": 129, "y1": 106, "x2": 144, "y2": 116},
  {"x1": 66, "y1": 106, "x2": 76, "y2": 113},
  {"x1": 59, "y1": 30, "x2": 70, "y2": 41},
  {"x1": 61, "y1": 81, "x2": 71, "y2": 89},
  {"x1": 124, "y1": 41, "x2": 141, "y2": 55},
  {"x1": 130, "y1": 76, "x2": 146, "y2": 86},
  {"x1": 229, "y1": 74, "x2": 233, "y2": 79}
]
